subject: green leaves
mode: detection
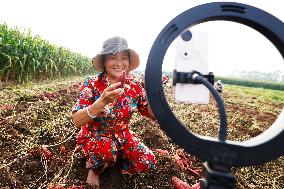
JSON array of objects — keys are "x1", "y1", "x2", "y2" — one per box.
[{"x1": 0, "y1": 22, "x2": 93, "y2": 83}]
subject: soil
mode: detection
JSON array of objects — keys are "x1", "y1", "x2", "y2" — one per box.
[{"x1": 0, "y1": 77, "x2": 283, "y2": 189}]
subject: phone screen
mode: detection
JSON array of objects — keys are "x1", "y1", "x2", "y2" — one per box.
[{"x1": 174, "y1": 30, "x2": 209, "y2": 104}]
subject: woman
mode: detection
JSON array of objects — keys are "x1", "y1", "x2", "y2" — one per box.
[{"x1": 72, "y1": 36, "x2": 156, "y2": 188}]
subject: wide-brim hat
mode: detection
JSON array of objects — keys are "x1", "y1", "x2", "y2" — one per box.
[{"x1": 92, "y1": 36, "x2": 140, "y2": 72}]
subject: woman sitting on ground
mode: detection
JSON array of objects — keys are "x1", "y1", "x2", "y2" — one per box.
[{"x1": 72, "y1": 36, "x2": 156, "y2": 188}]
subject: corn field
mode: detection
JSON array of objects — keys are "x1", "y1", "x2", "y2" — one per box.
[{"x1": 0, "y1": 23, "x2": 94, "y2": 83}]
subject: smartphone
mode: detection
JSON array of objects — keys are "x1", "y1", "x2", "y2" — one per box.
[{"x1": 174, "y1": 29, "x2": 209, "y2": 104}]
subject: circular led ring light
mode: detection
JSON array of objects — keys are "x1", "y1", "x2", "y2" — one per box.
[{"x1": 145, "y1": 2, "x2": 284, "y2": 167}]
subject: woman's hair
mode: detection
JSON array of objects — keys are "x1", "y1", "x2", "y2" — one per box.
[{"x1": 102, "y1": 50, "x2": 131, "y2": 73}]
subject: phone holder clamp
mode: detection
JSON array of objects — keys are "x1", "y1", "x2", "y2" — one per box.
[{"x1": 173, "y1": 69, "x2": 214, "y2": 86}]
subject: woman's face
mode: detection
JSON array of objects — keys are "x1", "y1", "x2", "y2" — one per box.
[{"x1": 105, "y1": 51, "x2": 129, "y2": 80}]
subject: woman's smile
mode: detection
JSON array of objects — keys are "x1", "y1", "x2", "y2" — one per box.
[{"x1": 105, "y1": 51, "x2": 129, "y2": 81}]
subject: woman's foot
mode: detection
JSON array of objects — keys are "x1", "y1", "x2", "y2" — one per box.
[{"x1": 86, "y1": 170, "x2": 100, "y2": 188}]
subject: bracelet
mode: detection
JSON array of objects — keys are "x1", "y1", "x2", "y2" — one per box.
[{"x1": 86, "y1": 107, "x2": 96, "y2": 119}]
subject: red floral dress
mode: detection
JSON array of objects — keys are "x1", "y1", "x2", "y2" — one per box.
[{"x1": 72, "y1": 73, "x2": 156, "y2": 174}]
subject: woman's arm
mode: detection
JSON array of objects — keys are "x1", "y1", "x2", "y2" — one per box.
[
  {"x1": 72, "y1": 98, "x2": 106, "y2": 128},
  {"x1": 72, "y1": 82, "x2": 124, "y2": 128}
]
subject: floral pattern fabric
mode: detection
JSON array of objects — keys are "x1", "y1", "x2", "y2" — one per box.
[{"x1": 72, "y1": 72, "x2": 156, "y2": 174}]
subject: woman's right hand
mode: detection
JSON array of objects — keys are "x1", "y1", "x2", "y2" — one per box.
[
  {"x1": 72, "y1": 82, "x2": 124, "y2": 128},
  {"x1": 98, "y1": 82, "x2": 124, "y2": 106}
]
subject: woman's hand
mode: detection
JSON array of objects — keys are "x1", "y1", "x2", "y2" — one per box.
[
  {"x1": 72, "y1": 82, "x2": 124, "y2": 128},
  {"x1": 98, "y1": 82, "x2": 124, "y2": 105}
]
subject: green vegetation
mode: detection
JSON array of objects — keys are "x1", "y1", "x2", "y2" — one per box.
[
  {"x1": 216, "y1": 76, "x2": 284, "y2": 91},
  {"x1": 0, "y1": 23, "x2": 94, "y2": 83},
  {"x1": 225, "y1": 84, "x2": 284, "y2": 103}
]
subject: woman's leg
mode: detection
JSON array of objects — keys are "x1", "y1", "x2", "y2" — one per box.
[
  {"x1": 118, "y1": 130, "x2": 156, "y2": 175},
  {"x1": 86, "y1": 169, "x2": 100, "y2": 188},
  {"x1": 81, "y1": 136, "x2": 118, "y2": 187}
]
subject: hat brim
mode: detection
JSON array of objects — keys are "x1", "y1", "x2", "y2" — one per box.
[{"x1": 92, "y1": 49, "x2": 140, "y2": 72}]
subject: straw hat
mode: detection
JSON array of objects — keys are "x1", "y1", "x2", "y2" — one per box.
[{"x1": 92, "y1": 36, "x2": 140, "y2": 72}]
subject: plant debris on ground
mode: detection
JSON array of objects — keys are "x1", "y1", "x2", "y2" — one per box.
[{"x1": 0, "y1": 77, "x2": 283, "y2": 188}]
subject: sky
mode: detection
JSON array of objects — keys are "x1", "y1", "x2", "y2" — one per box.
[{"x1": 1, "y1": 0, "x2": 284, "y2": 76}]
